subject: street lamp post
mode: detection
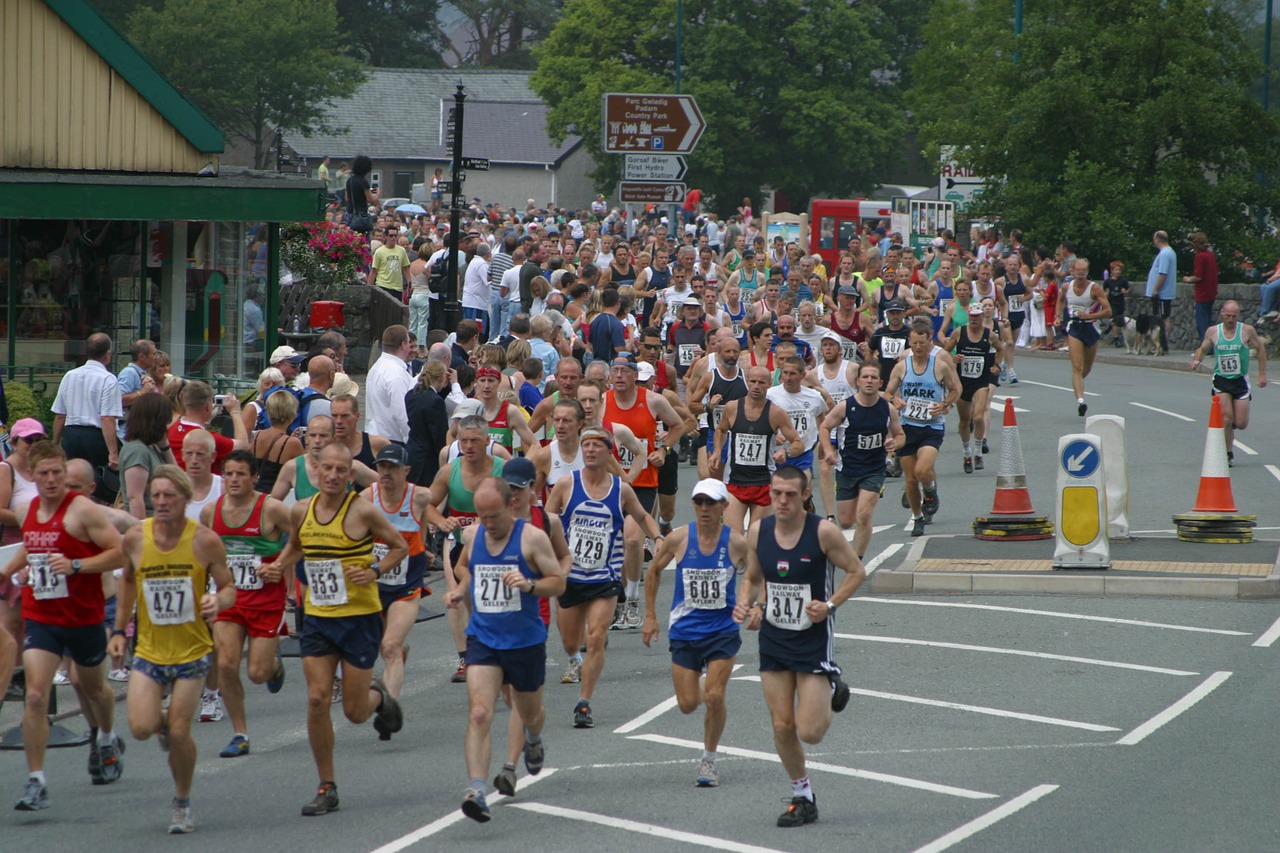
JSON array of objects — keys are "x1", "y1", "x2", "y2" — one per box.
[{"x1": 442, "y1": 84, "x2": 465, "y2": 332}]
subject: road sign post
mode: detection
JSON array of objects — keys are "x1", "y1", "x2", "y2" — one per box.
[
  {"x1": 602, "y1": 94, "x2": 705, "y2": 154},
  {"x1": 618, "y1": 182, "x2": 687, "y2": 204},
  {"x1": 1086, "y1": 415, "x2": 1130, "y2": 540},
  {"x1": 1053, "y1": 434, "x2": 1110, "y2": 569},
  {"x1": 622, "y1": 154, "x2": 688, "y2": 182}
]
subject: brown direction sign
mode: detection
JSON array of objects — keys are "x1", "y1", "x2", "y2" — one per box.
[
  {"x1": 618, "y1": 182, "x2": 687, "y2": 203},
  {"x1": 602, "y1": 93, "x2": 705, "y2": 155}
]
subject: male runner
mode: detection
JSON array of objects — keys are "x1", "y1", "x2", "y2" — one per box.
[
  {"x1": 259, "y1": 443, "x2": 409, "y2": 816},
  {"x1": 941, "y1": 300, "x2": 1003, "y2": 473},
  {"x1": 545, "y1": 427, "x2": 662, "y2": 728},
  {"x1": 1191, "y1": 300, "x2": 1269, "y2": 465},
  {"x1": 474, "y1": 366, "x2": 537, "y2": 455},
  {"x1": 686, "y1": 329, "x2": 747, "y2": 480},
  {"x1": 733, "y1": 466, "x2": 864, "y2": 828},
  {"x1": 766, "y1": 357, "x2": 833, "y2": 496},
  {"x1": 332, "y1": 393, "x2": 389, "y2": 469},
  {"x1": 812, "y1": 332, "x2": 858, "y2": 520},
  {"x1": 868, "y1": 299, "x2": 912, "y2": 478},
  {"x1": 0, "y1": 442, "x2": 124, "y2": 810},
  {"x1": 821, "y1": 363, "x2": 904, "y2": 558},
  {"x1": 204, "y1": 450, "x2": 291, "y2": 759},
  {"x1": 445, "y1": 477, "x2": 565, "y2": 822},
  {"x1": 110, "y1": 464, "x2": 234, "y2": 833},
  {"x1": 886, "y1": 321, "x2": 961, "y2": 536},
  {"x1": 642, "y1": 479, "x2": 748, "y2": 788},
  {"x1": 711, "y1": 366, "x2": 803, "y2": 532},
  {"x1": 181, "y1": 429, "x2": 226, "y2": 722}
]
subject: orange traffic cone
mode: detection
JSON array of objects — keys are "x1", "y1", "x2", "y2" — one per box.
[
  {"x1": 1192, "y1": 396, "x2": 1237, "y2": 513},
  {"x1": 990, "y1": 397, "x2": 1036, "y2": 515}
]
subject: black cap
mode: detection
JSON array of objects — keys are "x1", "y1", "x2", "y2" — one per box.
[
  {"x1": 375, "y1": 444, "x2": 411, "y2": 466},
  {"x1": 882, "y1": 298, "x2": 907, "y2": 312},
  {"x1": 501, "y1": 457, "x2": 536, "y2": 488}
]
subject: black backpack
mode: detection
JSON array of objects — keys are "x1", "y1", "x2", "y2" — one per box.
[{"x1": 428, "y1": 253, "x2": 450, "y2": 294}]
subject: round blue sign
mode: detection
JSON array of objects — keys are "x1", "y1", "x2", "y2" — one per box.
[{"x1": 1061, "y1": 439, "x2": 1100, "y2": 479}]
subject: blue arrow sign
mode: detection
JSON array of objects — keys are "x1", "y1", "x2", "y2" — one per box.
[{"x1": 1061, "y1": 439, "x2": 1099, "y2": 479}]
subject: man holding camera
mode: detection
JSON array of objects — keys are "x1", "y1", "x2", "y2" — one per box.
[{"x1": 168, "y1": 381, "x2": 249, "y2": 475}]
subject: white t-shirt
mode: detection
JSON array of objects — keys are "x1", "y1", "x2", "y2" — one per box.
[
  {"x1": 462, "y1": 257, "x2": 491, "y2": 311},
  {"x1": 502, "y1": 264, "x2": 522, "y2": 304},
  {"x1": 766, "y1": 385, "x2": 826, "y2": 454}
]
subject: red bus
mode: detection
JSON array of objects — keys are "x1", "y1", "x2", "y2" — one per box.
[{"x1": 808, "y1": 198, "x2": 894, "y2": 271}]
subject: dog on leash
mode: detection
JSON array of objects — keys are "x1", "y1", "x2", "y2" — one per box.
[{"x1": 1123, "y1": 314, "x2": 1164, "y2": 355}]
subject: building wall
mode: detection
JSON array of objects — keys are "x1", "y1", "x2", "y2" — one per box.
[
  {"x1": 553, "y1": 146, "x2": 599, "y2": 212},
  {"x1": 1, "y1": 0, "x2": 207, "y2": 173}
]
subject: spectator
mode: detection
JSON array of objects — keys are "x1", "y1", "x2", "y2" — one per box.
[
  {"x1": 251, "y1": 387, "x2": 304, "y2": 494},
  {"x1": 116, "y1": 338, "x2": 157, "y2": 442},
  {"x1": 344, "y1": 154, "x2": 377, "y2": 235},
  {"x1": 462, "y1": 240, "x2": 493, "y2": 335},
  {"x1": 268, "y1": 345, "x2": 305, "y2": 385},
  {"x1": 1145, "y1": 230, "x2": 1177, "y2": 352},
  {"x1": 589, "y1": 287, "x2": 626, "y2": 362},
  {"x1": 168, "y1": 380, "x2": 249, "y2": 473},
  {"x1": 366, "y1": 324, "x2": 416, "y2": 443},
  {"x1": 52, "y1": 332, "x2": 123, "y2": 499},
  {"x1": 149, "y1": 349, "x2": 171, "y2": 388},
  {"x1": 407, "y1": 237, "x2": 433, "y2": 356},
  {"x1": 243, "y1": 287, "x2": 265, "y2": 350},
  {"x1": 1185, "y1": 232, "x2": 1219, "y2": 343},
  {"x1": 242, "y1": 367, "x2": 287, "y2": 434},
  {"x1": 0, "y1": 419, "x2": 46, "y2": 543},
  {"x1": 404, "y1": 360, "x2": 449, "y2": 487},
  {"x1": 371, "y1": 222, "x2": 411, "y2": 299},
  {"x1": 529, "y1": 314, "x2": 561, "y2": 378},
  {"x1": 119, "y1": 393, "x2": 178, "y2": 519}
]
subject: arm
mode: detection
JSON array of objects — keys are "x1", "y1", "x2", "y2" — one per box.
[
  {"x1": 519, "y1": 525, "x2": 566, "y2": 598},
  {"x1": 544, "y1": 475, "x2": 572, "y2": 516},
  {"x1": 108, "y1": 532, "x2": 140, "y2": 657},
  {"x1": 195, "y1": 527, "x2": 236, "y2": 619},
  {"x1": 507, "y1": 405, "x2": 538, "y2": 451},
  {"x1": 51, "y1": 499, "x2": 123, "y2": 576},
  {"x1": 620, "y1": 483, "x2": 662, "y2": 540},
  {"x1": 1245, "y1": 326, "x2": 1268, "y2": 386},
  {"x1": 812, "y1": 520, "x2": 866, "y2": 615},
  {"x1": 731, "y1": 524, "x2": 765, "y2": 630},
  {"x1": 271, "y1": 457, "x2": 296, "y2": 501},
  {"x1": 53, "y1": 413, "x2": 66, "y2": 445},
  {"x1": 421, "y1": 467, "x2": 459, "y2": 532},
  {"x1": 934, "y1": 356, "x2": 962, "y2": 416},
  {"x1": 224, "y1": 395, "x2": 248, "y2": 450},
  {"x1": 641, "y1": 527, "x2": 685, "y2": 646},
  {"x1": 769, "y1": 404, "x2": 805, "y2": 459},
  {"x1": 124, "y1": 463, "x2": 150, "y2": 520},
  {"x1": 710, "y1": 402, "x2": 734, "y2": 477},
  {"x1": 101, "y1": 417, "x2": 119, "y2": 469},
  {"x1": 648, "y1": 392, "x2": 686, "y2": 461},
  {"x1": 444, "y1": 528, "x2": 474, "y2": 607},
  {"x1": 819, "y1": 401, "x2": 848, "y2": 463},
  {"x1": 358, "y1": 499, "x2": 410, "y2": 586}
]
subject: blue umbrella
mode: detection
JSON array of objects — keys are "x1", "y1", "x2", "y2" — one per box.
[{"x1": 396, "y1": 203, "x2": 428, "y2": 215}]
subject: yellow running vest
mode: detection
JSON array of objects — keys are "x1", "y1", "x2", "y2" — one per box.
[
  {"x1": 134, "y1": 519, "x2": 213, "y2": 665},
  {"x1": 299, "y1": 491, "x2": 378, "y2": 617}
]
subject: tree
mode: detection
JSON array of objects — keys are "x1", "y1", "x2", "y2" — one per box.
[
  {"x1": 446, "y1": 0, "x2": 562, "y2": 68},
  {"x1": 531, "y1": 0, "x2": 909, "y2": 212},
  {"x1": 129, "y1": 0, "x2": 366, "y2": 169},
  {"x1": 907, "y1": 0, "x2": 1280, "y2": 271},
  {"x1": 335, "y1": 0, "x2": 446, "y2": 67}
]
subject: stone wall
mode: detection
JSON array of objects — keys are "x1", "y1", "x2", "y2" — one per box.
[
  {"x1": 279, "y1": 282, "x2": 408, "y2": 374},
  {"x1": 1160, "y1": 281, "x2": 1266, "y2": 350}
]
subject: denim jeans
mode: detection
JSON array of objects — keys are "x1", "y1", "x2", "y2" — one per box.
[
  {"x1": 1260, "y1": 279, "x2": 1280, "y2": 317},
  {"x1": 409, "y1": 292, "x2": 431, "y2": 344},
  {"x1": 489, "y1": 291, "x2": 509, "y2": 339},
  {"x1": 1194, "y1": 300, "x2": 1214, "y2": 345}
]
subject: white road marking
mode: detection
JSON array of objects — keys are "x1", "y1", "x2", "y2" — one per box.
[
  {"x1": 508, "y1": 803, "x2": 791, "y2": 853},
  {"x1": 849, "y1": 687, "x2": 1121, "y2": 732},
  {"x1": 1233, "y1": 440, "x2": 1257, "y2": 455},
  {"x1": 1015, "y1": 379, "x2": 1100, "y2": 396},
  {"x1": 1253, "y1": 613, "x2": 1280, "y2": 648},
  {"x1": 853, "y1": 597, "x2": 1250, "y2": 636},
  {"x1": 1129, "y1": 402, "x2": 1195, "y2": 422},
  {"x1": 835, "y1": 634, "x2": 1199, "y2": 676},
  {"x1": 1116, "y1": 671, "x2": 1232, "y2": 745},
  {"x1": 911, "y1": 784, "x2": 1059, "y2": 853},
  {"x1": 1266, "y1": 464, "x2": 1280, "y2": 485},
  {"x1": 988, "y1": 395, "x2": 1029, "y2": 413},
  {"x1": 629, "y1": 733, "x2": 997, "y2": 799},
  {"x1": 366, "y1": 769, "x2": 557, "y2": 853},
  {"x1": 614, "y1": 664, "x2": 742, "y2": 733},
  {"x1": 842, "y1": 524, "x2": 898, "y2": 543},
  {"x1": 864, "y1": 543, "x2": 904, "y2": 575}
]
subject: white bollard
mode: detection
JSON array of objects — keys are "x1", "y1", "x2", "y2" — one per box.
[
  {"x1": 1086, "y1": 414, "x2": 1130, "y2": 541},
  {"x1": 1053, "y1": 433, "x2": 1111, "y2": 569}
]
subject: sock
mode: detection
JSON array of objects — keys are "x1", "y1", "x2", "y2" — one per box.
[
  {"x1": 503, "y1": 762, "x2": 516, "y2": 772},
  {"x1": 922, "y1": 483, "x2": 937, "y2": 496},
  {"x1": 29, "y1": 770, "x2": 46, "y2": 785},
  {"x1": 791, "y1": 775, "x2": 813, "y2": 801},
  {"x1": 658, "y1": 516, "x2": 671, "y2": 527},
  {"x1": 525, "y1": 728, "x2": 542, "y2": 745},
  {"x1": 1078, "y1": 397, "x2": 1084, "y2": 405},
  {"x1": 97, "y1": 728, "x2": 114, "y2": 747},
  {"x1": 202, "y1": 688, "x2": 215, "y2": 700},
  {"x1": 570, "y1": 652, "x2": 583, "y2": 663},
  {"x1": 625, "y1": 580, "x2": 639, "y2": 599},
  {"x1": 174, "y1": 797, "x2": 191, "y2": 808},
  {"x1": 913, "y1": 514, "x2": 924, "y2": 521},
  {"x1": 702, "y1": 749, "x2": 716, "y2": 762},
  {"x1": 469, "y1": 777, "x2": 487, "y2": 795},
  {"x1": 963, "y1": 441, "x2": 973, "y2": 457},
  {"x1": 234, "y1": 732, "x2": 248, "y2": 740}
]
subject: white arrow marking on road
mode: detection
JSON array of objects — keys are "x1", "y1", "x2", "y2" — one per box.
[
  {"x1": 1129, "y1": 402, "x2": 1194, "y2": 422},
  {"x1": 849, "y1": 687, "x2": 1120, "y2": 731},
  {"x1": 1066, "y1": 445, "x2": 1095, "y2": 473},
  {"x1": 1116, "y1": 671, "x2": 1232, "y2": 745},
  {"x1": 508, "y1": 803, "x2": 791, "y2": 853},
  {"x1": 864, "y1": 543, "x2": 904, "y2": 575},
  {"x1": 912, "y1": 784, "x2": 1059, "y2": 853}
]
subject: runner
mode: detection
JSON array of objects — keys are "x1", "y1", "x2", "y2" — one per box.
[
  {"x1": 811, "y1": 334, "x2": 860, "y2": 520},
  {"x1": 180, "y1": 429, "x2": 226, "y2": 723},
  {"x1": 423, "y1": 415, "x2": 506, "y2": 683},
  {"x1": 1191, "y1": 300, "x2": 1269, "y2": 464},
  {"x1": 642, "y1": 479, "x2": 748, "y2": 788},
  {"x1": 0, "y1": 442, "x2": 124, "y2": 810},
  {"x1": 711, "y1": 366, "x2": 804, "y2": 532},
  {"x1": 528, "y1": 398, "x2": 586, "y2": 498},
  {"x1": 687, "y1": 330, "x2": 748, "y2": 480},
  {"x1": 474, "y1": 366, "x2": 537, "y2": 456},
  {"x1": 821, "y1": 363, "x2": 904, "y2": 558},
  {"x1": 886, "y1": 321, "x2": 961, "y2": 536},
  {"x1": 204, "y1": 450, "x2": 290, "y2": 759},
  {"x1": 258, "y1": 443, "x2": 409, "y2": 816},
  {"x1": 822, "y1": 285, "x2": 872, "y2": 366},
  {"x1": 545, "y1": 427, "x2": 662, "y2": 728},
  {"x1": 941, "y1": 301, "x2": 1004, "y2": 473},
  {"x1": 766, "y1": 357, "x2": 833, "y2": 497},
  {"x1": 998, "y1": 251, "x2": 1028, "y2": 383},
  {"x1": 108, "y1": 465, "x2": 233, "y2": 833},
  {"x1": 360, "y1": 444, "x2": 432, "y2": 737},
  {"x1": 1058, "y1": 258, "x2": 1112, "y2": 416},
  {"x1": 867, "y1": 299, "x2": 911, "y2": 391},
  {"x1": 331, "y1": 394, "x2": 389, "y2": 470},
  {"x1": 718, "y1": 282, "x2": 749, "y2": 347},
  {"x1": 732, "y1": 466, "x2": 864, "y2": 828},
  {"x1": 445, "y1": 477, "x2": 565, "y2": 822}
]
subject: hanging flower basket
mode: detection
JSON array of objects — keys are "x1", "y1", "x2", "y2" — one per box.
[{"x1": 281, "y1": 222, "x2": 370, "y2": 289}]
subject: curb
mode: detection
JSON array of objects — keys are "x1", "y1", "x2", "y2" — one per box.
[{"x1": 1012, "y1": 344, "x2": 1197, "y2": 375}]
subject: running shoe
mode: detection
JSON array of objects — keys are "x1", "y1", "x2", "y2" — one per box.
[
  {"x1": 885, "y1": 456, "x2": 902, "y2": 478},
  {"x1": 963, "y1": 456, "x2": 973, "y2": 474},
  {"x1": 97, "y1": 735, "x2": 123, "y2": 784},
  {"x1": 776, "y1": 795, "x2": 818, "y2": 828},
  {"x1": 695, "y1": 758, "x2": 719, "y2": 788},
  {"x1": 219, "y1": 734, "x2": 250, "y2": 758},
  {"x1": 370, "y1": 677, "x2": 404, "y2": 735},
  {"x1": 15, "y1": 777, "x2": 50, "y2": 811},
  {"x1": 573, "y1": 700, "x2": 594, "y2": 729},
  {"x1": 108, "y1": 668, "x2": 130, "y2": 682},
  {"x1": 981, "y1": 438, "x2": 990, "y2": 454},
  {"x1": 493, "y1": 766, "x2": 517, "y2": 797},
  {"x1": 301, "y1": 782, "x2": 339, "y2": 816},
  {"x1": 266, "y1": 655, "x2": 286, "y2": 694},
  {"x1": 1227, "y1": 451, "x2": 1235, "y2": 468},
  {"x1": 560, "y1": 659, "x2": 582, "y2": 684},
  {"x1": 1008, "y1": 370, "x2": 1019, "y2": 384},
  {"x1": 451, "y1": 662, "x2": 467, "y2": 683},
  {"x1": 168, "y1": 801, "x2": 195, "y2": 834},
  {"x1": 88, "y1": 738, "x2": 102, "y2": 783},
  {"x1": 1078, "y1": 401, "x2": 1087, "y2": 417},
  {"x1": 831, "y1": 677, "x2": 851, "y2": 713},
  {"x1": 624, "y1": 600, "x2": 642, "y2": 629},
  {"x1": 52, "y1": 670, "x2": 70, "y2": 686},
  {"x1": 973, "y1": 455, "x2": 984, "y2": 471},
  {"x1": 609, "y1": 604, "x2": 627, "y2": 631},
  {"x1": 524, "y1": 734, "x2": 545, "y2": 775},
  {"x1": 199, "y1": 693, "x2": 223, "y2": 722},
  {"x1": 461, "y1": 786, "x2": 491, "y2": 823},
  {"x1": 999, "y1": 364, "x2": 1009, "y2": 384},
  {"x1": 922, "y1": 491, "x2": 939, "y2": 520},
  {"x1": 659, "y1": 519, "x2": 673, "y2": 536},
  {"x1": 910, "y1": 518, "x2": 926, "y2": 537}
]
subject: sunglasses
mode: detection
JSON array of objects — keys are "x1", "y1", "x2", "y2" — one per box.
[
  {"x1": 692, "y1": 497, "x2": 721, "y2": 506},
  {"x1": 18, "y1": 436, "x2": 44, "y2": 445}
]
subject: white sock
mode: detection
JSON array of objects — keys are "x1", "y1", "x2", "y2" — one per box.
[
  {"x1": 702, "y1": 749, "x2": 716, "y2": 762},
  {"x1": 963, "y1": 441, "x2": 973, "y2": 457},
  {"x1": 791, "y1": 775, "x2": 813, "y2": 801},
  {"x1": 97, "y1": 728, "x2": 114, "y2": 747},
  {"x1": 1078, "y1": 397, "x2": 1085, "y2": 405},
  {"x1": 29, "y1": 770, "x2": 46, "y2": 785},
  {"x1": 625, "y1": 580, "x2": 639, "y2": 599}
]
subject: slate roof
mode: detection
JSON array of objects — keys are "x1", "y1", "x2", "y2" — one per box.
[{"x1": 286, "y1": 69, "x2": 581, "y2": 167}]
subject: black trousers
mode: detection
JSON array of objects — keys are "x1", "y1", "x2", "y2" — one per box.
[{"x1": 61, "y1": 425, "x2": 112, "y2": 502}]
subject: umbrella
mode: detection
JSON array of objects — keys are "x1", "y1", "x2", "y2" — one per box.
[{"x1": 396, "y1": 203, "x2": 428, "y2": 215}]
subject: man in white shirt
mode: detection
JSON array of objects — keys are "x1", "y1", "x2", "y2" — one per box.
[
  {"x1": 462, "y1": 241, "x2": 493, "y2": 335},
  {"x1": 502, "y1": 248, "x2": 525, "y2": 320},
  {"x1": 52, "y1": 333, "x2": 124, "y2": 497},
  {"x1": 365, "y1": 324, "x2": 416, "y2": 443}
]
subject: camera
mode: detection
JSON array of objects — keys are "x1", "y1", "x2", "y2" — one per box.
[{"x1": 213, "y1": 394, "x2": 228, "y2": 407}]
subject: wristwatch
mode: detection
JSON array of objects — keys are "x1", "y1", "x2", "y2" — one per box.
[
  {"x1": 826, "y1": 600, "x2": 838, "y2": 615},
  {"x1": 71, "y1": 559, "x2": 82, "y2": 575},
  {"x1": 370, "y1": 563, "x2": 381, "y2": 578}
]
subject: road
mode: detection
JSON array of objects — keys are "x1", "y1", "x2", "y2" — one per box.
[{"x1": 2, "y1": 355, "x2": 1278, "y2": 851}]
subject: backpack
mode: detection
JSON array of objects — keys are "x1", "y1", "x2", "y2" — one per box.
[
  {"x1": 255, "y1": 385, "x2": 326, "y2": 434},
  {"x1": 427, "y1": 253, "x2": 450, "y2": 294}
]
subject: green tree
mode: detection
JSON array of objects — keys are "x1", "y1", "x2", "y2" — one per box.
[
  {"x1": 336, "y1": 0, "x2": 446, "y2": 67},
  {"x1": 448, "y1": 0, "x2": 561, "y2": 68},
  {"x1": 531, "y1": 0, "x2": 908, "y2": 212},
  {"x1": 907, "y1": 0, "x2": 1280, "y2": 271},
  {"x1": 129, "y1": 0, "x2": 366, "y2": 168}
]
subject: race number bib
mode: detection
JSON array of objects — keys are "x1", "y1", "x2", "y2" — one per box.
[
  {"x1": 143, "y1": 577, "x2": 196, "y2": 625},
  {"x1": 840, "y1": 340, "x2": 858, "y2": 362},
  {"x1": 904, "y1": 397, "x2": 934, "y2": 422},
  {"x1": 683, "y1": 568, "x2": 727, "y2": 609},
  {"x1": 788, "y1": 409, "x2": 810, "y2": 436},
  {"x1": 570, "y1": 522, "x2": 610, "y2": 570},
  {"x1": 879, "y1": 337, "x2": 905, "y2": 359},
  {"x1": 961, "y1": 356, "x2": 984, "y2": 379},
  {"x1": 373, "y1": 542, "x2": 407, "y2": 586},
  {"x1": 765, "y1": 582, "x2": 812, "y2": 631},
  {"x1": 731, "y1": 320, "x2": 744, "y2": 338},
  {"x1": 617, "y1": 444, "x2": 636, "y2": 470},
  {"x1": 226, "y1": 554, "x2": 263, "y2": 591},
  {"x1": 734, "y1": 433, "x2": 767, "y2": 465},
  {"x1": 27, "y1": 553, "x2": 67, "y2": 600},
  {"x1": 939, "y1": 298, "x2": 953, "y2": 316},
  {"x1": 710, "y1": 404, "x2": 725, "y2": 430},
  {"x1": 678, "y1": 344, "x2": 699, "y2": 366},
  {"x1": 856, "y1": 432, "x2": 884, "y2": 450},
  {"x1": 473, "y1": 564, "x2": 520, "y2": 614},
  {"x1": 305, "y1": 559, "x2": 348, "y2": 607},
  {"x1": 1007, "y1": 295, "x2": 1023, "y2": 312},
  {"x1": 1219, "y1": 353, "x2": 1240, "y2": 375}
]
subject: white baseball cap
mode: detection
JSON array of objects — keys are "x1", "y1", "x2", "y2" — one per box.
[
  {"x1": 691, "y1": 479, "x2": 729, "y2": 502},
  {"x1": 637, "y1": 361, "x2": 655, "y2": 382}
]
